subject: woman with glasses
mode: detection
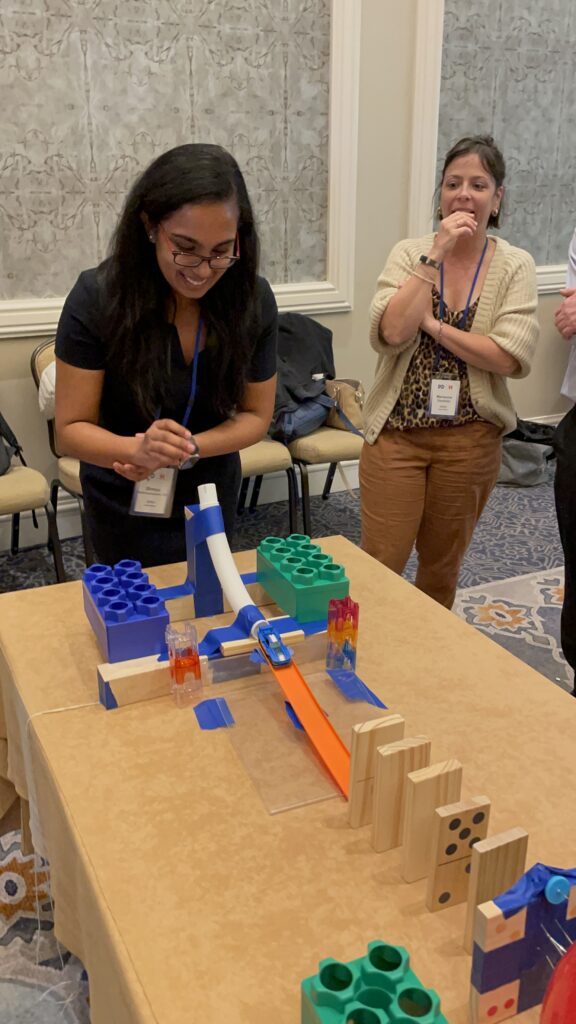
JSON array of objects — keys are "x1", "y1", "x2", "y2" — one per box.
[
  {"x1": 360, "y1": 135, "x2": 539, "y2": 608},
  {"x1": 55, "y1": 143, "x2": 277, "y2": 566}
]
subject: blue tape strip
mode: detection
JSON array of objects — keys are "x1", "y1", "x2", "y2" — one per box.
[
  {"x1": 156, "y1": 579, "x2": 195, "y2": 601},
  {"x1": 240, "y1": 572, "x2": 259, "y2": 585},
  {"x1": 199, "y1": 609, "x2": 300, "y2": 658},
  {"x1": 494, "y1": 863, "x2": 576, "y2": 917},
  {"x1": 284, "y1": 701, "x2": 304, "y2": 731},
  {"x1": 300, "y1": 619, "x2": 328, "y2": 635},
  {"x1": 327, "y1": 669, "x2": 387, "y2": 708},
  {"x1": 194, "y1": 697, "x2": 235, "y2": 730},
  {"x1": 185, "y1": 504, "x2": 226, "y2": 546},
  {"x1": 237, "y1": 604, "x2": 265, "y2": 634}
]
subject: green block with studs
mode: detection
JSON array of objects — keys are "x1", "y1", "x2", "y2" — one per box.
[
  {"x1": 301, "y1": 941, "x2": 449, "y2": 1024},
  {"x1": 256, "y1": 534, "x2": 349, "y2": 623}
]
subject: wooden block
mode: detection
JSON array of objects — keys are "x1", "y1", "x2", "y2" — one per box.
[
  {"x1": 469, "y1": 979, "x2": 520, "y2": 1024},
  {"x1": 401, "y1": 759, "x2": 463, "y2": 882},
  {"x1": 348, "y1": 714, "x2": 405, "y2": 828},
  {"x1": 98, "y1": 653, "x2": 206, "y2": 708},
  {"x1": 426, "y1": 796, "x2": 491, "y2": 912},
  {"x1": 473, "y1": 899, "x2": 527, "y2": 953},
  {"x1": 428, "y1": 855, "x2": 473, "y2": 910},
  {"x1": 370, "y1": 736, "x2": 431, "y2": 852},
  {"x1": 463, "y1": 827, "x2": 529, "y2": 953}
]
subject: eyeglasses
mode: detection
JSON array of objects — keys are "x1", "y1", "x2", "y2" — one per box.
[{"x1": 157, "y1": 223, "x2": 240, "y2": 270}]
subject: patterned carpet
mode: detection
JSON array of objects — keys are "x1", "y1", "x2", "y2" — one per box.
[
  {"x1": 0, "y1": 474, "x2": 569, "y2": 1022},
  {"x1": 0, "y1": 831, "x2": 89, "y2": 1023}
]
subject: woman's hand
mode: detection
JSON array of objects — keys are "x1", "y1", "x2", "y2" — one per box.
[
  {"x1": 555, "y1": 288, "x2": 576, "y2": 339},
  {"x1": 432, "y1": 211, "x2": 478, "y2": 260},
  {"x1": 132, "y1": 419, "x2": 196, "y2": 470},
  {"x1": 112, "y1": 462, "x2": 152, "y2": 483}
]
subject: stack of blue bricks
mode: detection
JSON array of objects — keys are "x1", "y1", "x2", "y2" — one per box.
[{"x1": 82, "y1": 560, "x2": 169, "y2": 664}]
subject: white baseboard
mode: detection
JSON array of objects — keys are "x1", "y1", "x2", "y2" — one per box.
[
  {"x1": 0, "y1": 461, "x2": 361, "y2": 554},
  {"x1": 526, "y1": 413, "x2": 564, "y2": 426}
]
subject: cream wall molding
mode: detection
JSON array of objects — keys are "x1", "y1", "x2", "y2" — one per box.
[
  {"x1": 408, "y1": 0, "x2": 566, "y2": 294},
  {"x1": 0, "y1": 1, "x2": 361, "y2": 339}
]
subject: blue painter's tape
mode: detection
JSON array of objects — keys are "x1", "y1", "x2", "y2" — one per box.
[
  {"x1": 284, "y1": 701, "x2": 304, "y2": 731},
  {"x1": 186, "y1": 504, "x2": 225, "y2": 546},
  {"x1": 156, "y1": 579, "x2": 195, "y2": 602},
  {"x1": 494, "y1": 863, "x2": 576, "y2": 917},
  {"x1": 300, "y1": 619, "x2": 328, "y2": 635},
  {"x1": 194, "y1": 698, "x2": 235, "y2": 730},
  {"x1": 97, "y1": 671, "x2": 118, "y2": 710},
  {"x1": 327, "y1": 669, "x2": 387, "y2": 708},
  {"x1": 237, "y1": 604, "x2": 265, "y2": 634},
  {"x1": 240, "y1": 572, "x2": 259, "y2": 585}
]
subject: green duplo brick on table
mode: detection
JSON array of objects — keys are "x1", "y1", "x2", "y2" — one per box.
[
  {"x1": 256, "y1": 534, "x2": 349, "y2": 622},
  {"x1": 301, "y1": 941, "x2": 449, "y2": 1024}
]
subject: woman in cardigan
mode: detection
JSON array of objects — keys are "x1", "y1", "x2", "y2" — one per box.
[{"x1": 360, "y1": 135, "x2": 539, "y2": 608}]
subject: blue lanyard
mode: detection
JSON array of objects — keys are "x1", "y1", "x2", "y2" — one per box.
[
  {"x1": 155, "y1": 316, "x2": 203, "y2": 426},
  {"x1": 439, "y1": 238, "x2": 488, "y2": 328},
  {"x1": 181, "y1": 317, "x2": 203, "y2": 429}
]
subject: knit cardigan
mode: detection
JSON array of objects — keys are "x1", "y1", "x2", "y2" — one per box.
[{"x1": 363, "y1": 233, "x2": 539, "y2": 441}]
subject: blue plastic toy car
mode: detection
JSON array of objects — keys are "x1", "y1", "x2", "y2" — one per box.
[{"x1": 257, "y1": 623, "x2": 292, "y2": 666}]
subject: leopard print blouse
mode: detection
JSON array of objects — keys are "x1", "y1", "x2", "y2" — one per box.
[{"x1": 386, "y1": 288, "x2": 482, "y2": 430}]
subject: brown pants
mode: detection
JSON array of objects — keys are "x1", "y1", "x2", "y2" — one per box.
[{"x1": 360, "y1": 422, "x2": 502, "y2": 608}]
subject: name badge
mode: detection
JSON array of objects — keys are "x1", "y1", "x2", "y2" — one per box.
[
  {"x1": 130, "y1": 467, "x2": 177, "y2": 518},
  {"x1": 428, "y1": 377, "x2": 461, "y2": 419}
]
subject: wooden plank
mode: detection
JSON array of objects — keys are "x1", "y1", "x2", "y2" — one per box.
[
  {"x1": 348, "y1": 714, "x2": 405, "y2": 828},
  {"x1": 426, "y1": 795, "x2": 491, "y2": 912},
  {"x1": 401, "y1": 759, "x2": 463, "y2": 882},
  {"x1": 370, "y1": 736, "x2": 431, "y2": 853},
  {"x1": 463, "y1": 827, "x2": 529, "y2": 952}
]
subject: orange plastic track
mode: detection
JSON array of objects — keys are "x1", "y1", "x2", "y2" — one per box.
[{"x1": 264, "y1": 656, "x2": 350, "y2": 797}]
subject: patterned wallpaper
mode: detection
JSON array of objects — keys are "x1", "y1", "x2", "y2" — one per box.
[
  {"x1": 437, "y1": 0, "x2": 576, "y2": 266},
  {"x1": 0, "y1": 0, "x2": 330, "y2": 300}
]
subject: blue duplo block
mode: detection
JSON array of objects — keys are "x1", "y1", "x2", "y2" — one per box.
[{"x1": 83, "y1": 561, "x2": 169, "y2": 663}]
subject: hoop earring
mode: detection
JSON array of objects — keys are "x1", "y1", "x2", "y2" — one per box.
[{"x1": 492, "y1": 210, "x2": 499, "y2": 217}]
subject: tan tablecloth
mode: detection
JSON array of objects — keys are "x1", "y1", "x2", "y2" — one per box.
[{"x1": 0, "y1": 538, "x2": 573, "y2": 1024}]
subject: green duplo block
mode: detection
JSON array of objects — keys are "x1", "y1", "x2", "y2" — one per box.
[
  {"x1": 256, "y1": 534, "x2": 349, "y2": 623},
  {"x1": 301, "y1": 941, "x2": 449, "y2": 1024}
]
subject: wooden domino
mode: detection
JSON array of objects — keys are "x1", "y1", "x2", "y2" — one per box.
[
  {"x1": 401, "y1": 759, "x2": 463, "y2": 883},
  {"x1": 463, "y1": 827, "x2": 529, "y2": 953},
  {"x1": 348, "y1": 714, "x2": 405, "y2": 828},
  {"x1": 425, "y1": 795, "x2": 491, "y2": 912},
  {"x1": 370, "y1": 736, "x2": 431, "y2": 853}
]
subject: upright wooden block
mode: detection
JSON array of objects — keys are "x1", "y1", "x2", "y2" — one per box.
[
  {"x1": 472, "y1": 899, "x2": 527, "y2": 953},
  {"x1": 426, "y1": 796, "x2": 491, "y2": 912},
  {"x1": 469, "y1": 979, "x2": 521, "y2": 1024},
  {"x1": 370, "y1": 736, "x2": 431, "y2": 853},
  {"x1": 348, "y1": 714, "x2": 405, "y2": 828},
  {"x1": 463, "y1": 827, "x2": 529, "y2": 953},
  {"x1": 401, "y1": 759, "x2": 463, "y2": 882}
]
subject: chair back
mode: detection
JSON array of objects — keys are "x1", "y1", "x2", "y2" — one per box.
[{"x1": 30, "y1": 339, "x2": 59, "y2": 458}]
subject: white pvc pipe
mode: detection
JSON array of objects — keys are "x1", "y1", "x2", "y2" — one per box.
[{"x1": 197, "y1": 483, "x2": 266, "y2": 634}]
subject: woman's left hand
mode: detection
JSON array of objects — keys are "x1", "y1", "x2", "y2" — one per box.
[{"x1": 112, "y1": 462, "x2": 151, "y2": 482}]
